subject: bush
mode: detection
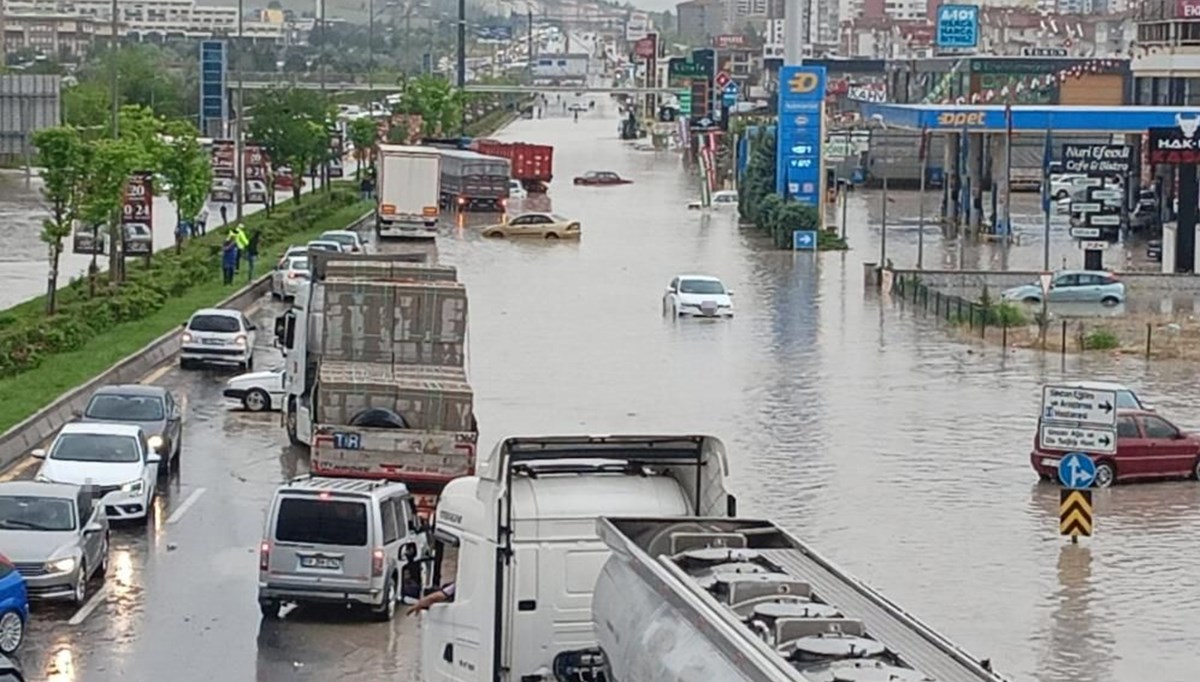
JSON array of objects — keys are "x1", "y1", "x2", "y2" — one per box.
[
  {"x1": 738, "y1": 128, "x2": 846, "y2": 250},
  {"x1": 1083, "y1": 329, "x2": 1120, "y2": 351},
  {"x1": 0, "y1": 186, "x2": 359, "y2": 378}
]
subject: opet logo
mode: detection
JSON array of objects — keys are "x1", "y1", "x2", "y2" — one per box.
[
  {"x1": 787, "y1": 71, "x2": 821, "y2": 95},
  {"x1": 937, "y1": 111, "x2": 987, "y2": 127}
]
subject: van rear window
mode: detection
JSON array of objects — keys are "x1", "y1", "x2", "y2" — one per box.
[{"x1": 275, "y1": 498, "x2": 367, "y2": 546}]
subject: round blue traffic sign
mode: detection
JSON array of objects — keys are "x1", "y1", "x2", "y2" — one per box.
[{"x1": 1058, "y1": 452, "x2": 1097, "y2": 489}]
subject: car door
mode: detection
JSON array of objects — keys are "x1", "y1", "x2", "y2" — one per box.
[
  {"x1": 378, "y1": 495, "x2": 403, "y2": 577},
  {"x1": 1048, "y1": 274, "x2": 1080, "y2": 302},
  {"x1": 1138, "y1": 415, "x2": 1194, "y2": 477},
  {"x1": 1113, "y1": 415, "x2": 1144, "y2": 477},
  {"x1": 140, "y1": 434, "x2": 158, "y2": 491},
  {"x1": 242, "y1": 314, "x2": 257, "y2": 349},
  {"x1": 1073, "y1": 273, "x2": 1106, "y2": 303},
  {"x1": 507, "y1": 215, "x2": 532, "y2": 236},
  {"x1": 530, "y1": 215, "x2": 553, "y2": 236},
  {"x1": 77, "y1": 491, "x2": 101, "y2": 572}
]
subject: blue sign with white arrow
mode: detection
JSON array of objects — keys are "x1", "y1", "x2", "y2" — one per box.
[
  {"x1": 792, "y1": 230, "x2": 817, "y2": 251},
  {"x1": 1058, "y1": 452, "x2": 1097, "y2": 489}
]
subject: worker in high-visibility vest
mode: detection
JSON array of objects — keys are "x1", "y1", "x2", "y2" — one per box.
[{"x1": 230, "y1": 224, "x2": 249, "y2": 271}]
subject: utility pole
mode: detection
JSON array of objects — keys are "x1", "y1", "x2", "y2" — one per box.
[
  {"x1": 404, "y1": 2, "x2": 413, "y2": 74},
  {"x1": 319, "y1": 0, "x2": 327, "y2": 92},
  {"x1": 456, "y1": 0, "x2": 466, "y2": 137},
  {"x1": 526, "y1": 9, "x2": 533, "y2": 83},
  {"x1": 368, "y1": 0, "x2": 375, "y2": 92},
  {"x1": 235, "y1": 0, "x2": 245, "y2": 221},
  {"x1": 109, "y1": 0, "x2": 119, "y2": 137}
]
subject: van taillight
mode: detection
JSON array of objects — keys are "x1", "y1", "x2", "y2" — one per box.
[
  {"x1": 260, "y1": 541, "x2": 270, "y2": 570},
  {"x1": 372, "y1": 548, "x2": 385, "y2": 577}
]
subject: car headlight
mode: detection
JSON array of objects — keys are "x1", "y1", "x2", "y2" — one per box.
[
  {"x1": 147, "y1": 435, "x2": 164, "y2": 452},
  {"x1": 47, "y1": 557, "x2": 76, "y2": 574},
  {"x1": 121, "y1": 479, "x2": 144, "y2": 494},
  {"x1": 181, "y1": 332, "x2": 193, "y2": 343}
]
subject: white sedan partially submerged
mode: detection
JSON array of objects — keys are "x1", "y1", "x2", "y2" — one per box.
[
  {"x1": 663, "y1": 274, "x2": 734, "y2": 318},
  {"x1": 223, "y1": 368, "x2": 285, "y2": 412},
  {"x1": 687, "y1": 190, "x2": 738, "y2": 210}
]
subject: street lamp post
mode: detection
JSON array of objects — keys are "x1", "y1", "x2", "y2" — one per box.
[
  {"x1": 456, "y1": 0, "x2": 466, "y2": 137},
  {"x1": 235, "y1": 0, "x2": 245, "y2": 221}
]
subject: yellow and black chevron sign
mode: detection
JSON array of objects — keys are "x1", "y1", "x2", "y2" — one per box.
[{"x1": 1060, "y1": 489, "x2": 1094, "y2": 538}]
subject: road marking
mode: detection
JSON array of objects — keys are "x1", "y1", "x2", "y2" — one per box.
[
  {"x1": 68, "y1": 583, "x2": 110, "y2": 626},
  {"x1": 0, "y1": 457, "x2": 38, "y2": 482},
  {"x1": 142, "y1": 364, "x2": 172, "y2": 385},
  {"x1": 166, "y1": 487, "x2": 206, "y2": 525}
]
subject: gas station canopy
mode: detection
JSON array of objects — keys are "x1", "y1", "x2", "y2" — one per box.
[{"x1": 858, "y1": 102, "x2": 1200, "y2": 134}]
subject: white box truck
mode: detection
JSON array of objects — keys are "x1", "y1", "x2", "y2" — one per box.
[{"x1": 377, "y1": 144, "x2": 441, "y2": 239}]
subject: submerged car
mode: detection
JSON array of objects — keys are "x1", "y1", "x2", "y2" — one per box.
[
  {"x1": 508, "y1": 179, "x2": 528, "y2": 200},
  {"x1": 573, "y1": 171, "x2": 632, "y2": 186},
  {"x1": 1031, "y1": 409, "x2": 1200, "y2": 486},
  {"x1": 224, "y1": 368, "x2": 285, "y2": 412},
  {"x1": 77, "y1": 384, "x2": 182, "y2": 472},
  {"x1": 663, "y1": 275, "x2": 734, "y2": 318},
  {"x1": 482, "y1": 213, "x2": 580, "y2": 240},
  {"x1": 688, "y1": 190, "x2": 738, "y2": 210},
  {"x1": 1000, "y1": 270, "x2": 1125, "y2": 306},
  {"x1": 0, "y1": 556, "x2": 28, "y2": 655},
  {"x1": 0, "y1": 482, "x2": 109, "y2": 605}
]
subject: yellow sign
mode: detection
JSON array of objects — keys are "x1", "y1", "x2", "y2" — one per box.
[
  {"x1": 1059, "y1": 489, "x2": 1093, "y2": 538},
  {"x1": 788, "y1": 72, "x2": 820, "y2": 94},
  {"x1": 936, "y1": 111, "x2": 988, "y2": 127}
]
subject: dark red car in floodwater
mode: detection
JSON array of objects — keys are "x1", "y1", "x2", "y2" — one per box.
[
  {"x1": 1030, "y1": 409, "x2": 1200, "y2": 487},
  {"x1": 573, "y1": 171, "x2": 632, "y2": 186}
]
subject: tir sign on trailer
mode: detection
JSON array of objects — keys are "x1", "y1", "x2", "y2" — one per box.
[{"x1": 1039, "y1": 385, "x2": 1118, "y2": 455}]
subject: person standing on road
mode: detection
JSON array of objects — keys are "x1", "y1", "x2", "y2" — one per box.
[
  {"x1": 195, "y1": 206, "x2": 209, "y2": 236},
  {"x1": 231, "y1": 223, "x2": 249, "y2": 272},
  {"x1": 220, "y1": 203, "x2": 229, "y2": 226},
  {"x1": 221, "y1": 236, "x2": 237, "y2": 285},
  {"x1": 246, "y1": 229, "x2": 261, "y2": 281}
]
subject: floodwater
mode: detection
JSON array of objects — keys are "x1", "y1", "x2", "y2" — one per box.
[{"x1": 9, "y1": 96, "x2": 1200, "y2": 682}]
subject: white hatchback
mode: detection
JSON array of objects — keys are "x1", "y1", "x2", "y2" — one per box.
[
  {"x1": 271, "y1": 255, "x2": 309, "y2": 300},
  {"x1": 34, "y1": 423, "x2": 161, "y2": 523},
  {"x1": 663, "y1": 275, "x2": 734, "y2": 318},
  {"x1": 180, "y1": 308, "x2": 257, "y2": 371}
]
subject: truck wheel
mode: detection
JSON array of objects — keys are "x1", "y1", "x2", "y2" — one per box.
[{"x1": 286, "y1": 400, "x2": 301, "y2": 446}]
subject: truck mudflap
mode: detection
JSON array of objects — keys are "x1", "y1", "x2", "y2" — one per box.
[{"x1": 311, "y1": 425, "x2": 477, "y2": 482}]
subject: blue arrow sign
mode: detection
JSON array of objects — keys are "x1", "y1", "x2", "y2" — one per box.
[
  {"x1": 1058, "y1": 452, "x2": 1097, "y2": 489},
  {"x1": 792, "y1": 230, "x2": 816, "y2": 251}
]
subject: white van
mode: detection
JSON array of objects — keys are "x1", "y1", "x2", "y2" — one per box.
[{"x1": 257, "y1": 476, "x2": 430, "y2": 621}]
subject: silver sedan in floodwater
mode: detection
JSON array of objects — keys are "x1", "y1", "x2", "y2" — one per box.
[{"x1": 0, "y1": 482, "x2": 109, "y2": 604}]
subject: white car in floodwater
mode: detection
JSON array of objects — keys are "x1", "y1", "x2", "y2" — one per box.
[
  {"x1": 687, "y1": 191, "x2": 738, "y2": 210},
  {"x1": 223, "y1": 368, "x2": 285, "y2": 412},
  {"x1": 662, "y1": 274, "x2": 734, "y2": 318}
]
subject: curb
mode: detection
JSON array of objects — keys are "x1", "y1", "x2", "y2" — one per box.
[{"x1": 0, "y1": 209, "x2": 373, "y2": 474}]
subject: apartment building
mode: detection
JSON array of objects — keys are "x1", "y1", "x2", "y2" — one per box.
[
  {"x1": 2, "y1": 12, "x2": 95, "y2": 57},
  {"x1": 676, "y1": 0, "x2": 726, "y2": 41}
]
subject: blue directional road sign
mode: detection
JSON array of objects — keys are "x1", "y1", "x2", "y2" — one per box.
[
  {"x1": 722, "y1": 82, "x2": 738, "y2": 107},
  {"x1": 1058, "y1": 452, "x2": 1097, "y2": 489},
  {"x1": 792, "y1": 230, "x2": 817, "y2": 251}
]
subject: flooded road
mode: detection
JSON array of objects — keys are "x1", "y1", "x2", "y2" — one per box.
[{"x1": 9, "y1": 96, "x2": 1200, "y2": 682}]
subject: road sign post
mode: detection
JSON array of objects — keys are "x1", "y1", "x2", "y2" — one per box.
[
  {"x1": 792, "y1": 230, "x2": 816, "y2": 251},
  {"x1": 1057, "y1": 452, "x2": 1098, "y2": 489},
  {"x1": 1059, "y1": 489, "x2": 1094, "y2": 541}
]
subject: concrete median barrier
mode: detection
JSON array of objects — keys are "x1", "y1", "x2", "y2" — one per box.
[{"x1": 0, "y1": 210, "x2": 373, "y2": 474}]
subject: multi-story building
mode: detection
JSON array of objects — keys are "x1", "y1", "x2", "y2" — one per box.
[
  {"x1": 2, "y1": 11, "x2": 95, "y2": 57},
  {"x1": 1131, "y1": 0, "x2": 1200, "y2": 105},
  {"x1": 676, "y1": 0, "x2": 726, "y2": 41}
]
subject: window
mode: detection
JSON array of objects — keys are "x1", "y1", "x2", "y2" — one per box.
[
  {"x1": 0, "y1": 496, "x2": 76, "y2": 531},
  {"x1": 1115, "y1": 390, "x2": 1143, "y2": 410},
  {"x1": 1053, "y1": 274, "x2": 1080, "y2": 288},
  {"x1": 275, "y1": 498, "x2": 368, "y2": 546},
  {"x1": 1142, "y1": 416, "x2": 1179, "y2": 439},
  {"x1": 188, "y1": 314, "x2": 240, "y2": 333},
  {"x1": 394, "y1": 497, "x2": 410, "y2": 533},
  {"x1": 1116, "y1": 416, "x2": 1139, "y2": 439},
  {"x1": 85, "y1": 394, "x2": 165, "y2": 421},
  {"x1": 380, "y1": 498, "x2": 400, "y2": 544},
  {"x1": 50, "y1": 434, "x2": 141, "y2": 463},
  {"x1": 679, "y1": 279, "x2": 726, "y2": 295}
]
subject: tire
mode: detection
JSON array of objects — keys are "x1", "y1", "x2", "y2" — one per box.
[
  {"x1": 1094, "y1": 462, "x2": 1116, "y2": 488},
  {"x1": 372, "y1": 575, "x2": 398, "y2": 622},
  {"x1": 285, "y1": 401, "x2": 301, "y2": 446},
  {"x1": 545, "y1": 232, "x2": 560, "y2": 240},
  {"x1": 1193, "y1": 457, "x2": 1200, "y2": 481},
  {"x1": 259, "y1": 599, "x2": 282, "y2": 620},
  {"x1": 0, "y1": 610, "x2": 23, "y2": 655},
  {"x1": 1101, "y1": 296, "x2": 1120, "y2": 307},
  {"x1": 72, "y1": 562, "x2": 88, "y2": 605},
  {"x1": 486, "y1": 232, "x2": 504, "y2": 238},
  {"x1": 244, "y1": 388, "x2": 271, "y2": 412}
]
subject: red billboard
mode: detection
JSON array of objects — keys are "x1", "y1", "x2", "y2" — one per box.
[
  {"x1": 121, "y1": 172, "x2": 153, "y2": 257},
  {"x1": 243, "y1": 145, "x2": 269, "y2": 204},
  {"x1": 713, "y1": 34, "x2": 746, "y2": 48},
  {"x1": 1179, "y1": 0, "x2": 1200, "y2": 17},
  {"x1": 211, "y1": 139, "x2": 235, "y2": 178},
  {"x1": 634, "y1": 34, "x2": 657, "y2": 59}
]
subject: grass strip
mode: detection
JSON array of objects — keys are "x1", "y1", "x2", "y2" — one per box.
[{"x1": 0, "y1": 199, "x2": 371, "y2": 434}]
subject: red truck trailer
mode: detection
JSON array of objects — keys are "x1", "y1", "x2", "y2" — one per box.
[{"x1": 471, "y1": 140, "x2": 554, "y2": 193}]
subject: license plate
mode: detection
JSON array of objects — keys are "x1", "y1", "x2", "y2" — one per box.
[
  {"x1": 201, "y1": 338, "x2": 224, "y2": 345},
  {"x1": 300, "y1": 556, "x2": 341, "y2": 569},
  {"x1": 1041, "y1": 458, "x2": 1059, "y2": 467}
]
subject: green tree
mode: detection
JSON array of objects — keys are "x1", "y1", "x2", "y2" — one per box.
[
  {"x1": 77, "y1": 44, "x2": 188, "y2": 120},
  {"x1": 62, "y1": 81, "x2": 111, "y2": 131},
  {"x1": 347, "y1": 117, "x2": 378, "y2": 179},
  {"x1": 32, "y1": 126, "x2": 87, "y2": 314},
  {"x1": 394, "y1": 75, "x2": 463, "y2": 137},
  {"x1": 157, "y1": 119, "x2": 213, "y2": 249},
  {"x1": 77, "y1": 138, "x2": 143, "y2": 289},
  {"x1": 249, "y1": 88, "x2": 335, "y2": 202}
]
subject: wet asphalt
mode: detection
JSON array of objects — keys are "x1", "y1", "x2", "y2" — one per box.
[{"x1": 5, "y1": 97, "x2": 1200, "y2": 682}]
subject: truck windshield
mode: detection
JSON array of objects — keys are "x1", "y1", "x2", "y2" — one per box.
[{"x1": 275, "y1": 498, "x2": 368, "y2": 546}]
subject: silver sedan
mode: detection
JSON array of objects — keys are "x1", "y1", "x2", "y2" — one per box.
[{"x1": 0, "y1": 482, "x2": 109, "y2": 604}]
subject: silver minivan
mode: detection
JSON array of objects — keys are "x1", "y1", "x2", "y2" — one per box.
[{"x1": 257, "y1": 476, "x2": 429, "y2": 621}]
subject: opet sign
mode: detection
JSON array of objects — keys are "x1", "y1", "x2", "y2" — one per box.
[{"x1": 934, "y1": 110, "x2": 990, "y2": 128}]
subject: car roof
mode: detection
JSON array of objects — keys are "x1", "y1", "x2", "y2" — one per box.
[
  {"x1": 1057, "y1": 269, "x2": 1115, "y2": 277},
  {"x1": 58, "y1": 422, "x2": 143, "y2": 437},
  {"x1": 277, "y1": 476, "x2": 409, "y2": 499},
  {"x1": 0, "y1": 480, "x2": 81, "y2": 499},
  {"x1": 514, "y1": 212, "x2": 551, "y2": 219},
  {"x1": 677, "y1": 274, "x2": 722, "y2": 282},
  {"x1": 91, "y1": 384, "x2": 167, "y2": 398},
  {"x1": 320, "y1": 230, "x2": 357, "y2": 238},
  {"x1": 192, "y1": 307, "x2": 240, "y2": 317},
  {"x1": 308, "y1": 240, "x2": 340, "y2": 246}
]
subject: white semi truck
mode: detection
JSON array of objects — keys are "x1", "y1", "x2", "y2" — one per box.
[
  {"x1": 588, "y1": 517, "x2": 1010, "y2": 682},
  {"x1": 377, "y1": 144, "x2": 441, "y2": 239},
  {"x1": 275, "y1": 251, "x2": 478, "y2": 514},
  {"x1": 418, "y1": 434, "x2": 737, "y2": 682}
]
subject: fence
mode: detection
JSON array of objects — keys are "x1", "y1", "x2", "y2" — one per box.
[{"x1": 892, "y1": 274, "x2": 1169, "y2": 358}]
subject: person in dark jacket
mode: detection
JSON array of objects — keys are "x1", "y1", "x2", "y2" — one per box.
[
  {"x1": 221, "y1": 236, "x2": 237, "y2": 285},
  {"x1": 246, "y1": 229, "x2": 261, "y2": 280}
]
